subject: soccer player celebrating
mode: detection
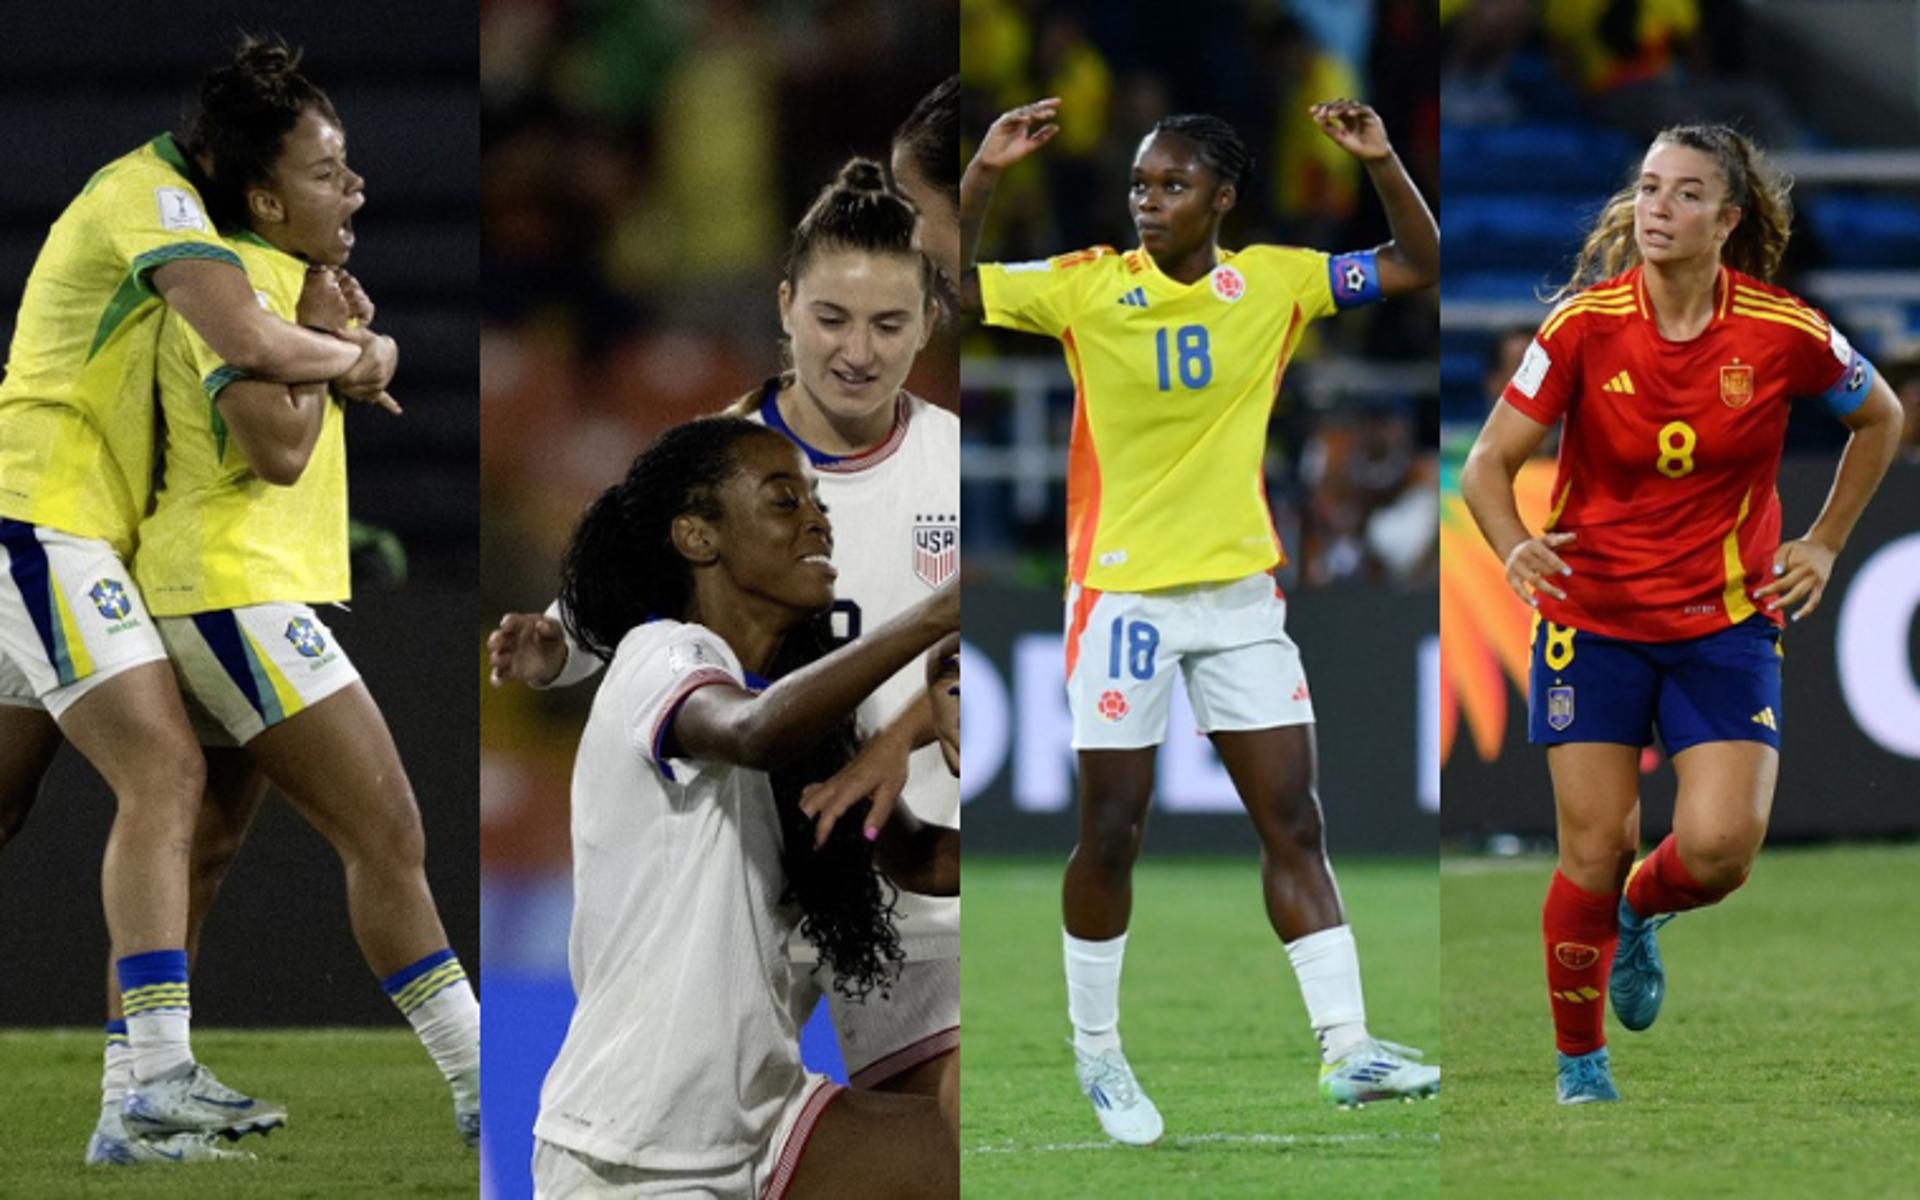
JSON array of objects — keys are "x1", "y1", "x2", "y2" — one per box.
[
  {"x1": 0, "y1": 36, "x2": 396, "y2": 1157},
  {"x1": 531, "y1": 416, "x2": 958, "y2": 1197},
  {"x1": 124, "y1": 38, "x2": 480, "y2": 1149},
  {"x1": 955, "y1": 98, "x2": 1442, "y2": 1143},
  {"x1": 1459, "y1": 125, "x2": 1903, "y2": 1104},
  {"x1": 491, "y1": 155, "x2": 964, "y2": 1113}
]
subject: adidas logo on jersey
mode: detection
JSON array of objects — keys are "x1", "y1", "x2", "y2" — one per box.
[
  {"x1": 1601, "y1": 371, "x2": 1636, "y2": 395},
  {"x1": 1751, "y1": 707, "x2": 1777, "y2": 731},
  {"x1": 1115, "y1": 287, "x2": 1149, "y2": 308}
]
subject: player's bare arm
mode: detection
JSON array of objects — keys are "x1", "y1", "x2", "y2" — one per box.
[
  {"x1": 1753, "y1": 372, "x2": 1904, "y2": 621},
  {"x1": 956, "y1": 97, "x2": 1061, "y2": 318},
  {"x1": 673, "y1": 580, "x2": 958, "y2": 772},
  {"x1": 874, "y1": 801, "x2": 958, "y2": 898},
  {"x1": 926, "y1": 632, "x2": 959, "y2": 776},
  {"x1": 152, "y1": 256, "x2": 361, "y2": 381},
  {"x1": 1311, "y1": 100, "x2": 1438, "y2": 296},
  {"x1": 800, "y1": 689, "x2": 937, "y2": 846},
  {"x1": 1462, "y1": 398, "x2": 1575, "y2": 607},
  {"x1": 487, "y1": 611, "x2": 568, "y2": 687},
  {"x1": 212, "y1": 266, "x2": 353, "y2": 485}
]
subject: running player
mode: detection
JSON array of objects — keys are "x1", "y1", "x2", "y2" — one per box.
[
  {"x1": 531, "y1": 416, "x2": 957, "y2": 1197},
  {"x1": 0, "y1": 34, "x2": 397, "y2": 1153},
  {"x1": 1460, "y1": 125, "x2": 1903, "y2": 1104},
  {"x1": 117, "y1": 42, "x2": 479, "y2": 1149},
  {"x1": 955, "y1": 97, "x2": 1442, "y2": 1142},
  {"x1": 491, "y1": 157, "x2": 962, "y2": 1107}
]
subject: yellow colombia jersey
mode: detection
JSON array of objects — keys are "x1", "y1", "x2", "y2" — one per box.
[
  {"x1": 981, "y1": 243, "x2": 1347, "y2": 592},
  {"x1": 0, "y1": 134, "x2": 243, "y2": 556},
  {"x1": 134, "y1": 231, "x2": 348, "y2": 615}
]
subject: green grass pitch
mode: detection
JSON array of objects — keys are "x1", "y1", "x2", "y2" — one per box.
[
  {"x1": 962, "y1": 856, "x2": 1439, "y2": 1199},
  {"x1": 0, "y1": 1028, "x2": 475, "y2": 1197},
  {"x1": 1442, "y1": 845, "x2": 1920, "y2": 1197}
]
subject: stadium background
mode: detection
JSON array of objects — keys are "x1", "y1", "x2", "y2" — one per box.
[
  {"x1": 1438, "y1": 3, "x2": 1920, "y2": 1195},
  {"x1": 0, "y1": 8, "x2": 478, "y2": 1030},
  {"x1": 958, "y1": 3, "x2": 1440, "y2": 1194},
  {"x1": 477, "y1": 1, "x2": 956, "y2": 1195},
  {"x1": 1437, "y1": 0, "x2": 1920, "y2": 844}
]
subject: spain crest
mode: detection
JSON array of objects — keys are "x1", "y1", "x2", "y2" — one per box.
[
  {"x1": 1720, "y1": 361, "x2": 1754, "y2": 409},
  {"x1": 912, "y1": 516, "x2": 958, "y2": 588},
  {"x1": 1546, "y1": 685, "x2": 1574, "y2": 731}
]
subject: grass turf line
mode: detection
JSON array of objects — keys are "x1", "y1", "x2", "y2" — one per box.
[
  {"x1": 1442, "y1": 844, "x2": 1920, "y2": 1198},
  {"x1": 963, "y1": 856, "x2": 1439, "y2": 1199},
  {"x1": 0, "y1": 1027, "x2": 474, "y2": 1198}
]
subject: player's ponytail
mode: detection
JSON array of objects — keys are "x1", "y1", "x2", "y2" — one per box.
[
  {"x1": 1551, "y1": 124, "x2": 1792, "y2": 300},
  {"x1": 784, "y1": 156, "x2": 935, "y2": 296},
  {"x1": 185, "y1": 33, "x2": 340, "y2": 231},
  {"x1": 559, "y1": 417, "x2": 769, "y2": 661},
  {"x1": 892, "y1": 76, "x2": 960, "y2": 205}
]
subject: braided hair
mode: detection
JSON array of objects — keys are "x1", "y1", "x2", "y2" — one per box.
[
  {"x1": 1552, "y1": 124, "x2": 1793, "y2": 300},
  {"x1": 1147, "y1": 113, "x2": 1252, "y2": 192},
  {"x1": 558, "y1": 416, "x2": 902, "y2": 1000},
  {"x1": 184, "y1": 34, "x2": 340, "y2": 232},
  {"x1": 891, "y1": 75, "x2": 960, "y2": 204}
]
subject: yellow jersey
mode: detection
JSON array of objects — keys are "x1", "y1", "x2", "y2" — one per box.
[
  {"x1": 981, "y1": 243, "x2": 1365, "y2": 591},
  {"x1": 134, "y1": 231, "x2": 348, "y2": 614},
  {"x1": 0, "y1": 135, "x2": 243, "y2": 556}
]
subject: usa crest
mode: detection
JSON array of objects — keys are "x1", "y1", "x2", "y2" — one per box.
[
  {"x1": 1720, "y1": 362, "x2": 1754, "y2": 409},
  {"x1": 912, "y1": 516, "x2": 958, "y2": 588},
  {"x1": 1546, "y1": 685, "x2": 1574, "y2": 731},
  {"x1": 89, "y1": 579, "x2": 131, "y2": 621},
  {"x1": 285, "y1": 617, "x2": 328, "y2": 659},
  {"x1": 1209, "y1": 265, "x2": 1245, "y2": 303}
]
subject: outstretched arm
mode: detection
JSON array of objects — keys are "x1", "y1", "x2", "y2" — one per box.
[
  {"x1": 1311, "y1": 100, "x2": 1438, "y2": 296},
  {"x1": 957, "y1": 97, "x2": 1061, "y2": 318},
  {"x1": 672, "y1": 581, "x2": 959, "y2": 772}
]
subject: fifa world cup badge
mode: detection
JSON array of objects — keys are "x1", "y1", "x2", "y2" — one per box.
[
  {"x1": 1720, "y1": 361, "x2": 1755, "y2": 409},
  {"x1": 1546, "y1": 685, "x2": 1574, "y2": 731}
]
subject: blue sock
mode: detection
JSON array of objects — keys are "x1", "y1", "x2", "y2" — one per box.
[{"x1": 116, "y1": 950, "x2": 192, "y2": 1081}]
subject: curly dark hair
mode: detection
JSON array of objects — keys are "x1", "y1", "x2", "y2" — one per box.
[
  {"x1": 558, "y1": 416, "x2": 902, "y2": 1000},
  {"x1": 184, "y1": 33, "x2": 340, "y2": 232},
  {"x1": 1146, "y1": 113, "x2": 1252, "y2": 191}
]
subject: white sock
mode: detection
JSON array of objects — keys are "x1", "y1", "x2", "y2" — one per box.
[
  {"x1": 404, "y1": 980, "x2": 480, "y2": 1110},
  {"x1": 126, "y1": 1011, "x2": 193, "y2": 1082},
  {"x1": 101, "y1": 1025, "x2": 132, "y2": 1122},
  {"x1": 1285, "y1": 924, "x2": 1369, "y2": 1062},
  {"x1": 1064, "y1": 930, "x2": 1127, "y2": 1055}
]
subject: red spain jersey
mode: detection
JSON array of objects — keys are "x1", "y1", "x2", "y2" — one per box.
[{"x1": 1501, "y1": 265, "x2": 1868, "y2": 642}]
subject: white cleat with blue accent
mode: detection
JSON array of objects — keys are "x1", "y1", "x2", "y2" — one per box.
[
  {"x1": 85, "y1": 1110, "x2": 253, "y2": 1165},
  {"x1": 1074, "y1": 1044, "x2": 1164, "y2": 1146},
  {"x1": 1320, "y1": 1039, "x2": 1441, "y2": 1108},
  {"x1": 123, "y1": 1062, "x2": 287, "y2": 1140}
]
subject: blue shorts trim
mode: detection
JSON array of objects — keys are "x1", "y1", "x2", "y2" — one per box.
[{"x1": 1527, "y1": 616, "x2": 1782, "y2": 754}]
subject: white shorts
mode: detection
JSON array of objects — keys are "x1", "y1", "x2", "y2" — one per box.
[
  {"x1": 0, "y1": 522, "x2": 166, "y2": 719},
  {"x1": 791, "y1": 957, "x2": 960, "y2": 1087},
  {"x1": 156, "y1": 603, "x2": 361, "y2": 747},
  {"x1": 1064, "y1": 572, "x2": 1315, "y2": 750},
  {"x1": 531, "y1": 1076, "x2": 841, "y2": 1199}
]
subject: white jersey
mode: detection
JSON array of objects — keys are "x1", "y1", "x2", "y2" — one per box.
[
  {"x1": 544, "y1": 388, "x2": 961, "y2": 953},
  {"x1": 534, "y1": 620, "x2": 806, "y2": 1172}
]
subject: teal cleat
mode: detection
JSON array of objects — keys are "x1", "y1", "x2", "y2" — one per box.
[
  {"x1": 1610, "y1": 897, "x2": 1673, "y2": 1032},
  {"x1": 1556, "y1": 1047, "x2": 1619, "y2": 1104}
]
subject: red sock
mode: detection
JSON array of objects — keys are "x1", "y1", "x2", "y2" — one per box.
[
  {"x1": 1626, "y1": 834, "x2": 1744, "y2": 918},
  {"x1": 1543, "y1": 870, "x2": 1618, "y2": 1056}
]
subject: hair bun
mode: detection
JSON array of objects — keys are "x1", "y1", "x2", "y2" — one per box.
[
  {"x1": 836, "y1": 157, "x2": 887, "y2": 194},
  {"x1": 233, "y1": 33, "x2": 302, "y2": 81}
]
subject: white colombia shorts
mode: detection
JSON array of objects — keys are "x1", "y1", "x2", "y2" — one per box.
[
  {"x1": 1064, "y1": 571, "x2": 1315, "y2": 750},
  {"x1": 0, "y1": 522, "x2": 166, "y2": 718},
  {"x1": 531, "y1": 1076, "x2": 841, "y2": 1199},
  {"x1": 790, "y1": 957, "x2": 960, "y2": 1088},
  {"x1": 156, "y1": 603, "x2": 360, "y2": 747}
]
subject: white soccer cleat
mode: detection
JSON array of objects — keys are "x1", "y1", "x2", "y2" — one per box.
[
  {"x1": 85, "y1": 1110, "x2": 253, "y2": 1165},
  {"x1": 1074, "y1": 1044, "x2": 1164, "y2": 1146},
  {"x1": 1319, "y1": 1038, "x2": 1441, "y2": 1108},
  {"x1": 456, "y1": 1105, "x2": 479, "y2": 1149},
  {"x1": 123, "y1": 1062, "x2": 287, "y2": 1140}
]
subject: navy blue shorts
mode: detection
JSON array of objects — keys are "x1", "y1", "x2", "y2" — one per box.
[{"x1": 1526, "y1": 616, "x2": 1783, "y2": 754}]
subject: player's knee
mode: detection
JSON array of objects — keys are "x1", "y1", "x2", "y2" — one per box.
[
  {"x1": 1559, "y1": 827, "x2": 1634, "y2": 882},
  {"x1": 1259, "y1": 781, "x2": 1325, "y2": 854},
  {"x1": 1676, "y1": 832, "x2": 1758, "y2": 891},
  {"x1": 1083, "y1": 813, "x2": 1143, "y2": 877}
]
